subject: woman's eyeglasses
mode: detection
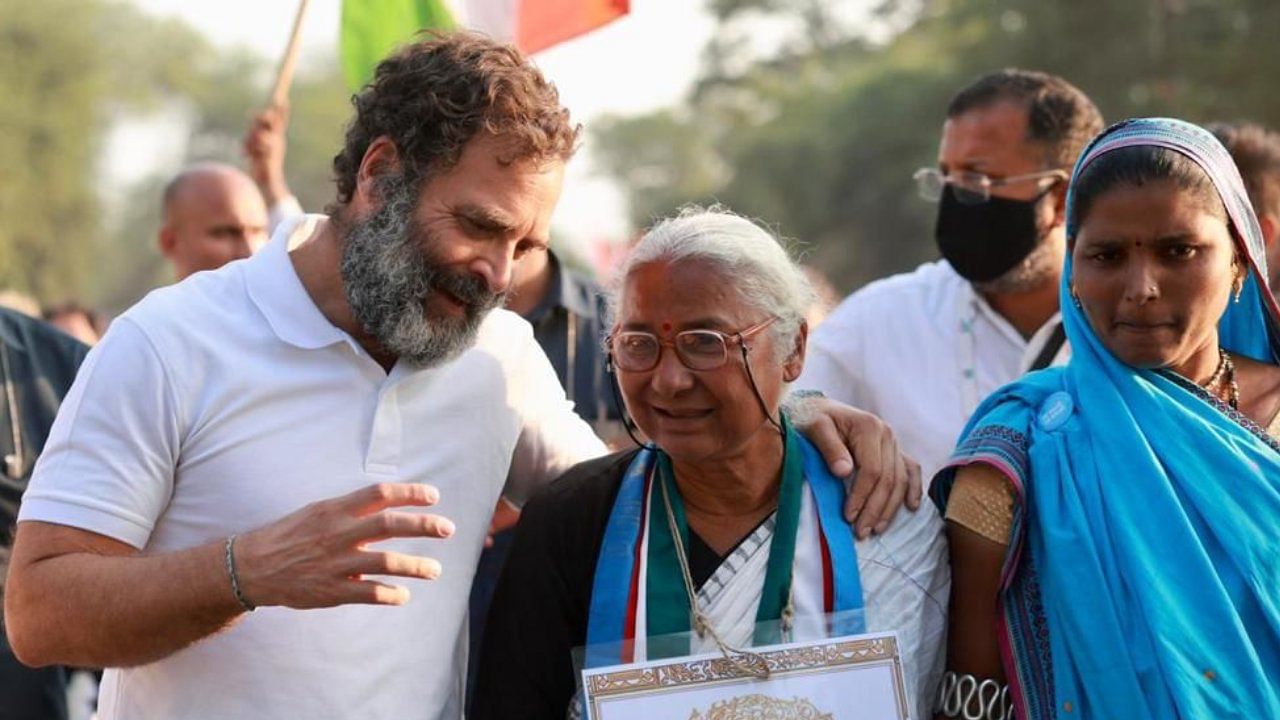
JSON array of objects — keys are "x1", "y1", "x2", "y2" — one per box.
[
  {"x1": 608, "y1": 317, "x2": 777, "y2": 373},
  {"x1": 912, "y1": 167, "x2": 1067, "y2": 205}
]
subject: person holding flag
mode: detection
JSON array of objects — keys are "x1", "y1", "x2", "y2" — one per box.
[{"x1": 6, "y1": 33, "x2": 921, "y2": 720}]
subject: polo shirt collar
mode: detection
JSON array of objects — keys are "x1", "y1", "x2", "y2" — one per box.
[{"x1": 245, "y1": 214, "x2": 349, "y2": 350}]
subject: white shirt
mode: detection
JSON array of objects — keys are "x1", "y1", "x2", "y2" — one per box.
[
  {"x1": 797, "y1": 260, "x2": 1067, "y2": 484},
  {"x1": 18, "y1": 216, "x2": 606, "y2": 720},
  {"x1": 268, "y1": 195, "x2": 304, "y2": 235},
  {"x1": 710, "y1": 494, "x2": 949, "y2": 720}
]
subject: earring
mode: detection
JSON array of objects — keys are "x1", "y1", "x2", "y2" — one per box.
[
  {"x1": 1069, "y1": 284, "x2": 1082, "y2": 308},
  {"x1": 1234, "y1": 272, "x2": 1245, "y2": 303}
]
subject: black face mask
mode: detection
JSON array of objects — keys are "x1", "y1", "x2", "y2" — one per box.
[{"x1": 934, "y1": 185, "x2": 1047, "y2": 283}]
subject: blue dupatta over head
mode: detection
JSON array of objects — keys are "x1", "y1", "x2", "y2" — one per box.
[{"x1": 933, "y1": 118, "x2": 1280, "y2": 719}]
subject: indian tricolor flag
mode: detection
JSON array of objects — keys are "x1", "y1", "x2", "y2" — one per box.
[{"x1": 341, "y1": 0, "x2": 630, "y2": 90}]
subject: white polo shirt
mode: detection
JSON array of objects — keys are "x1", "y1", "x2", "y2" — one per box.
[
  {"x1": 18, "y1": 216, "x2": 607, "y2": 719},
  {"x1": 797, "y1": 260, "x2": 1067, "y2": 484}
]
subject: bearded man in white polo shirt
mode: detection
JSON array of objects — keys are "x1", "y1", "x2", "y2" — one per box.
[
  {"x1": 799, "y1": 70, "x2": 1104, "y2": 487},
  {"x1": 4, "y1": 34, "x2": 919, "y2": 720}
]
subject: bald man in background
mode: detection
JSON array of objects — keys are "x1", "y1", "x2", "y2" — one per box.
[{"x1": 158, "y1": 163, "x2": 269, "y2": 280}]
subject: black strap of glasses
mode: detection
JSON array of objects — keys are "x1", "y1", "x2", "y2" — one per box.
[
  {"x1": 739, "y1": 344, "x2": 783, "y2": 433},
  {"x1": 604, "y1": 354, "x2": 647, "y2": 448}
]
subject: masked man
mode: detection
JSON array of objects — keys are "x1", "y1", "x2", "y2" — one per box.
[{"x1": 798, "y1": 70, "x2": 1104, "y2": 483}]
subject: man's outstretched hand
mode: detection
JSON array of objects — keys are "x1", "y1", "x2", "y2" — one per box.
[{"x1": 234, "y1": 482, "x2": 454, "y2": 608}]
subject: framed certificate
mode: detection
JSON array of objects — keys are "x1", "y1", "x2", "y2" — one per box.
[{"x1": 580, "y1": 631, "x2": 909, "y2": 720}]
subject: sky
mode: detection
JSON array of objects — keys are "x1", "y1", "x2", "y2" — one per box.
[{"x1": 116, "y1": 0, "x2": 719, "y2": 248}]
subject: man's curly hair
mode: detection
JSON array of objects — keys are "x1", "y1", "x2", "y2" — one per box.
[{"x1": 331, "y1": 32, "x2": 580, "y2": 207}]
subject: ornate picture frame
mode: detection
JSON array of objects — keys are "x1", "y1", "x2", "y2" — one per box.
[{"x1": 581, "y1": 631, "x2": 909, "y2": 720}]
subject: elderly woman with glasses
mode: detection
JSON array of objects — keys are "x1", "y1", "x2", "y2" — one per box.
[{"x1": 472, "y1": 208, "x2": 949, "y2": 720}]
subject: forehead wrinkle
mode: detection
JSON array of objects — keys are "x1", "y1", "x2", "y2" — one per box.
[
  {"x1": 1083, "y1": 228, "x2": 1175, "y2": 243},
  {"x1": 456, "y1": 181, "x2": 553, "y2": 246},
  {"x1": 621, "y1": 316, "x2": 736, "y2": 333},
  {"x1": 456, "y1": 202, "x2": 515, "y2": 229},
  {"x1": 943, "y1": 123, "x2": 1046, "y2": 175},
  {"x1": 620, "y1": 262, "x2": 746, "y2": 315}
]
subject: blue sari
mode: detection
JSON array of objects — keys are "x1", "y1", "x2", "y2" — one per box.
[{"x1": 932, "y1": 118, "x2": 1280, "y2": 719}]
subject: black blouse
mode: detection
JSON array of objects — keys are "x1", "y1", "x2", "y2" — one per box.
[
  {"x1": 472, "y1": 447, "x2": 763, "y2": 719},
  {"x1": 471, "y1": 449, "x2": 639, "y2": 720}
]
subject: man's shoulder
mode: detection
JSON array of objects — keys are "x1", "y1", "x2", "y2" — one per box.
[
  {"x1": 120, "y1": 263, "x2": 256, "y2": 343},
  {"x1": 819, "y1": 261, "x2": 963, "y2": 335},
  {"x1": 0, "y1": 307, "x2": 85, "y2": 355},
  {"x1": 835, "y1": 260, "x2": 962, "y2": 316},
  {"x1": 0, "y1": 307, "x2": 88, "y2": 383},
  {"x1": 559, "y1": 266, "x2": 607, "y2": 319},
  {"x1": 472, "y1": 309, "x2": 539, "y2": 365},
  {"x1": 477, "y1": 307, "x2": 534, "y2": 340}
]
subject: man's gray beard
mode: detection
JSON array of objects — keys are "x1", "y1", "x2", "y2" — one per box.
[
  {"x1": 339, "y1": 178, "x2": 505, "y2": 367},
  {"x1": 973, "y1": 230, "x2": 1060, "y2": 295}
]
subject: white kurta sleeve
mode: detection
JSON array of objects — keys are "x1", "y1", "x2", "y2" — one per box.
[
  {"x1": 795, "y1": 301, "x2": 873, "y2": 411},
  {"x1": 502, "y1": 333, "x2": 607, "y2": 508},
  {"x1": 17, "y1": 318, "x2": 183, "y2": 549}
]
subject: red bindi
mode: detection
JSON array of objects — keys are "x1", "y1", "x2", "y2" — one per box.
[{"x1": 661, "y1": 321, "x2": 672, "y2": 332}]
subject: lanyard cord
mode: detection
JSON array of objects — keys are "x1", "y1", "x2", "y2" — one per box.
[
  {"x1": 565, "y1": 310, "x2": 577, "y2": 405},
  {"x1": 2, "y1": 340, "x2": 24, "y2": 479},
  {"x1": 658, "y1": 473, "x2": 776, "y2": 679}
]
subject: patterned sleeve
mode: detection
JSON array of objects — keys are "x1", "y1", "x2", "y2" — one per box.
[{"x1": 930, "y1": 386, "x2": 1039, "y2": 529}]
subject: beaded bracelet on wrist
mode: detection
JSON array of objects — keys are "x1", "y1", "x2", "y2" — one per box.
[{"x1": 224, "y1": 535, "x2": 256, "y2": 612}]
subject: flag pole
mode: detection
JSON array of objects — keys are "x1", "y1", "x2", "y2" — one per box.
[{"x1": 268, "y1": 0, "x2": 312, "y2": 109}]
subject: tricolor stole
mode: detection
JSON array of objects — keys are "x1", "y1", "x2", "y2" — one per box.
[{"x1": 584, "y1": 423, "x2": 866, "y2": 668}]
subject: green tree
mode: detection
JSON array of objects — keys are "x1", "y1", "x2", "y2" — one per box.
[
  {"x1": 0, "y1": 0, "x2": 354, "y2": 312},
  {"x1": 92, "y1": 57, "x2": 353, "y2": 313},
  {"x1": 0, "y1": 0, "x2": 106, "y2": 298},
  {"x1": 594, "y1": 0, "x2": 1280, "y2": 292}
]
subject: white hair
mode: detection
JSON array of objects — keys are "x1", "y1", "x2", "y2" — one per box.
[{"x1": 610, "y1": 206, "x2": 817, "y2": 362}]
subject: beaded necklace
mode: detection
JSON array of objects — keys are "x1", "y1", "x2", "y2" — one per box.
[{"x1": 1202, "y1": 347, "x2": 1240, "y2": 410}]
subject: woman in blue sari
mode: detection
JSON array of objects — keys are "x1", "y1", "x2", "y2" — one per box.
[{"x1": 933, "y1": 118, "x2": 1280, "y2": 720}]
